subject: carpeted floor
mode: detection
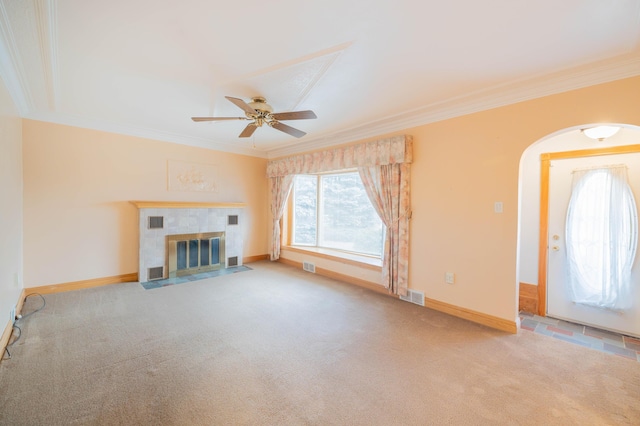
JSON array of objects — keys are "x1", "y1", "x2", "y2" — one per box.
[{"x1": 1, "y1": 261, "x2": 639, "y2": 425}]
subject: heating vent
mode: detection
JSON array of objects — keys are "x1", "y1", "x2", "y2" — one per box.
[
  {"x1": 148, "y1": 266, "x2": 164, "y2": 281},
  {"x1": 148, "y1": 216, "x2": 164, "y2": 229},
  {"x1": 399, "y1": 289, "x2": 425, "y2": 306},
  {"x1": 302, "y1": 261, "x2": 316, "y2": 273},
  {"x1": 227, "y1": 256, "x2": 238, "y2": 267},
  {"x1": 227, "y1": 215, "x2": 239, "y2": 226}
]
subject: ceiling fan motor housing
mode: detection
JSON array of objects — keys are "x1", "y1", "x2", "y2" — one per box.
[
  {"x1": 192, "y1": 95, "x2": 315, "y2": 138},
  {"x1": 247, "y1": 97, "x2": 273, "y2": 115}
]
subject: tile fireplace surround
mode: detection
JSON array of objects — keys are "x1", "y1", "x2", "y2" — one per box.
[{"x1": 132, "y1": 201, "x2": 245, "y2": 283}]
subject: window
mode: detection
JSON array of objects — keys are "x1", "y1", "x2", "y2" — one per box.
[
  {"x1": 565, "y1": 167, "x2": 638, "y2": 310},
  {"x1": 291, "y1": 171, "x2": 384, "y2": 257}
]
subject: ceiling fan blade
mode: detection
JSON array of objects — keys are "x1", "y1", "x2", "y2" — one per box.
[
  {"x1": 191, "y1": 117, "x2": 248, "y2": 122},
  {"x1": 225, "y1": 96, "x2": 257, "y2": 115},
  {"x1": 270, "y1": 110, "x2": 317, "y2": 121},
  {"x1": 271, "y1": 121, "x2": 306, "y2": 138},
  {"x1": 239, "y1": 123, "x2": 258, "y2": 138}
]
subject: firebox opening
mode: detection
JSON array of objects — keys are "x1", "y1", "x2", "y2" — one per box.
[{"x1": 167, "y1": 232, "x2": 225, "y2": 278}]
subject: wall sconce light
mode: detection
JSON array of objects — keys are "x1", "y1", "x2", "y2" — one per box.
[{"x1": 582, "y1": 125, "x2": 621, "y2": 141}]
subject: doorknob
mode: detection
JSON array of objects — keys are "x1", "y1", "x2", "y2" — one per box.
[{"x1": 552, "y1": 245, "x2": 560, "y2": 251}]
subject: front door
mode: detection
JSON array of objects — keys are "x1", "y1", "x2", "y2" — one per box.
[{"x1": 546, "y1": 153, "x2": 640, "y2": 337}]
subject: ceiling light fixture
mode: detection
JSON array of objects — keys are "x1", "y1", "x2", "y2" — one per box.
[{"x1": 582, "y1": 125, "x2": 621, "y2": 141}]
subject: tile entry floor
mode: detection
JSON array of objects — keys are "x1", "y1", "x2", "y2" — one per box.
[{"x1": 519, "y1": 311, "x2": 640, "y2": 362}]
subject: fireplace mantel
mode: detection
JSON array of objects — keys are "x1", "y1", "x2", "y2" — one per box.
[{"x1": 131, "y1": 201, "x2": 246, "y2": 209}]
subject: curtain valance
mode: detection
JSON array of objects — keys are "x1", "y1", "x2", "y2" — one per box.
[{"x1": 266, "y1": 135, "x2": 412, "y2": 177}]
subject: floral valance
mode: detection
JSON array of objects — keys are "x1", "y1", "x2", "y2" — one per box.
[{"x1": 266, "y1": 135, "x2": 413, "y2": 177}]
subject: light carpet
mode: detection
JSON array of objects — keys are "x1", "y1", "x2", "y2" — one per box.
[{"x1": 1, "y1": 261, "x2": 638, "y2": 425}]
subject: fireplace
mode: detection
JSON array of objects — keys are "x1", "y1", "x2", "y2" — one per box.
[
  {"x1": 167, "y1": 231, "x2": 225, "y2": 277},
  {"x1": 132, "y1": 201, "x2": 245, "y2": 283}
]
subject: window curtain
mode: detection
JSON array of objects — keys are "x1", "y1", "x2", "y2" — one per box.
[
  {"x1": 269, "y1": 175, "x2": 294, "y2": 261},
  {"x1": 266, "y1": 135, "x2": 413, "y2": 292},
  {"x1": 565, "y1": 165, "x2": 638, "y2": 310},
  {"x1": 358, "y1": 163, "x2": 411, "y2": 296}
]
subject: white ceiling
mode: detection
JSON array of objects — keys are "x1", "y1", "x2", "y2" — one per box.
[{"x1": 1, "y1": 0, "x2": 639, "y2": 158}]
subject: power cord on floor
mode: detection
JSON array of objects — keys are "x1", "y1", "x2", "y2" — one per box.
[
  {"x1": 2, "y1": 325, "x2": 20, "y2": 360},
  {"x1": 19, "y1": 293, "x2": 46, "y2": 320},
  {"x1": 7, "y1": 324, "x2": 22, "y2": 347},
  {"x1": 2, "y1": 293, "x2": 46, "y2": 361}
]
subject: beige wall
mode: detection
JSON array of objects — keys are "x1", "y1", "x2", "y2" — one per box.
[
  {"x1": 0, "y1": 77, "x2": 23, "y2": 324},
  {"x1": 282, "y1": 75, "x2": 640, "y2": 324},
  {"x1": 18, "y1": 75, "x2": 640, "y2": 326},
  {"x1": 22, "y1": 121, "x2": 269, "y2": 288}
]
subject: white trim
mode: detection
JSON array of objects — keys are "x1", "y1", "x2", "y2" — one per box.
[
  {"x1": 267, "y1": 54, "x2": 640, "y2": 158},
  {"x1": 34, "y1": 0, "x2": 59, "y2": 111},
  {"x1": 0, "y1": 1, "x2": 34, "y2": 114}
]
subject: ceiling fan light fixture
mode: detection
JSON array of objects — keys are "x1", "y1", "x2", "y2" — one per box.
[
  {"x1": 582, "y1": 125, "x2": 620, "y2": 141},
  {"x1": 248, "y1": 97, "x2": 273, "y2": 114}
]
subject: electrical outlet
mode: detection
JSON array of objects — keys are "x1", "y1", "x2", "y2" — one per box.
[
  {"x1": 445, "y1": 272, "x2": 455, "y2": 284},
  {"x1": 10, "y1": 307, "x2": 16, "y2": 325}
]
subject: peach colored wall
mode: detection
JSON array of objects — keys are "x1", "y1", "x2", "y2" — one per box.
[
  {"x1": 0, "y1": 77, "x2": 23, "y2": 324},
  {"x1": 282, "y1": 76, "x2": 640, "y2": 323},
  {"x1": 23, "y1": 120, "x2": 269, "y2": 288}
]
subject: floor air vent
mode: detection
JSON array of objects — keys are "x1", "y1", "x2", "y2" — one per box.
[
  {"x1": 400, "y1": 289, "x2": 425, "y2": 306},
  {"x1": 148, "y1": 266, "x2": 164, "y2": 281},
  {"x1": 227, "y1": 256, "x2": 238, "y2": 267},
  {"x1": 302, "y1": 262, "x2": 316, "y2": 273}
]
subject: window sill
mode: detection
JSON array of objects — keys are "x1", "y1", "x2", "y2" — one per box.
[{"x1": 282, "y1": 245, "x2": 382, "y2": 271}]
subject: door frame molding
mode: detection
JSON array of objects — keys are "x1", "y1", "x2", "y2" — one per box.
[{"x1": 537, "y1": 143, "x2": 640, "y2": 316}]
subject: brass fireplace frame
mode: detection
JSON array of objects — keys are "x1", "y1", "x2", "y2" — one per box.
[{"x1": 166, "y1": 231, "x2": 225, "y2": 278}]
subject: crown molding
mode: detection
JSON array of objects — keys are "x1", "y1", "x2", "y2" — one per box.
[
  {"x1": 34, "y1": 0, "x2": 59, "y2": 111},
  {"x1": 24, "y1": 111, "x2": 269, "y2": 158},
  {"x1": 266, "y1": 53, "x2": 640, "y2": 159},
  {"x1": 0, "y1": 0, "x2": 58, "y2": 113},
  {"x1": 0, "y1": 1, "x2": 35, "y2": 114}
]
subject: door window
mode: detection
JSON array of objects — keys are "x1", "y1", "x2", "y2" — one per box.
[{"x1": 565, "y1": 166, "x2": 638, "y2": 310}]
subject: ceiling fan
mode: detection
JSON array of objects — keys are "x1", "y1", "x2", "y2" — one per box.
[{"x1": 192, "y1": 96, "x2": 317, "y2": 138}]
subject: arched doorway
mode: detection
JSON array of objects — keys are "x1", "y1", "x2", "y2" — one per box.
[{"x1": 517, "y1": 124, "x2": 640, "y2": 336}]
